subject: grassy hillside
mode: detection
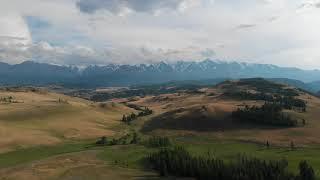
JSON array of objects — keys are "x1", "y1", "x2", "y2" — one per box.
[
  {"x1": 0, "y1": 87, "x2": 135, "y2": 153},
  {"x1": 128, "y1": 78, "x2": 320, "y2": 145}
]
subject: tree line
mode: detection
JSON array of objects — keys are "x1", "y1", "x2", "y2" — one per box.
[
  {"x1": 96, "y1": 134, "x2": 172, "y2": 149},
  {"x1": 122, "y1": 107, "x2": 153, "y2": 124},
  {"x1": 274, "y1": 95, "x2": 306, "y2": 112},
  {"x1": 148, "y1": 146, "x2": 315, "y2": 180},
  {"x1": 224, "y1": 91, "x2": 306, "y2": 112},
  {"x1": 223, "y1": 91, "x2": 274, "y2": 101},
  {"x1": 95, "y1": 131, "x2": 140, "y2": 146},
  {"x1": 233, "y1": 78, "x2": 300, "y2": 97},
  {"x1": 232, "y1": 103, "x2": 298, "y2": 127}
]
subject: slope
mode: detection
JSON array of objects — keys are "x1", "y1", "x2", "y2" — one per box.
[
  {"x1": 125, "y1": 78, "x2": 320, "y2": 145},
  {"x1": 0, "y1": 87, "x2": 134, "y2": 153}
]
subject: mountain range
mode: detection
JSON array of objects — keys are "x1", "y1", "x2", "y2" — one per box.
[{"x1": 0, "y1": 60, "x2": 320, "y2": 92}]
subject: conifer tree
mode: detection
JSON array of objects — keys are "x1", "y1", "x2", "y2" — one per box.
[{"x1": 299, "y1": 160, "x2": 315, "y2": 180}]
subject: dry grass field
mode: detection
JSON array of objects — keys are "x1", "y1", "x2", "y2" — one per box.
[
  {"x1": 129, "y1": 81, "x2": 320, "y2": 146},
  {"x1": 0, "y1": 88, "x2": 135, "y2": 153}
]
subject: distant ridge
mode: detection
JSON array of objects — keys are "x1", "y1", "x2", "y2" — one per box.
[{"x1": 0, "y1": 60, "x2": 320, "y2": 90}]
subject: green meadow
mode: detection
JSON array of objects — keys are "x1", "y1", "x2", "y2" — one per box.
[{"x1": 1, "y1": 135, "x2": 320, "y2": 177}]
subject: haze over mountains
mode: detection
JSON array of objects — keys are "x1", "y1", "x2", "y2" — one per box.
[{"x1": 1, "y1": 59, "x2": 320, "y2": 92}]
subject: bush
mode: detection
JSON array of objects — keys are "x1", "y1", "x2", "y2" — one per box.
[{"x1": 95, "y1": 136, "x2": 108, "y2": 145}]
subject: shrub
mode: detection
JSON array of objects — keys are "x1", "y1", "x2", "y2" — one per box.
[{"x1": 95, "y1": 136, "x2": 108, "y2": 145}]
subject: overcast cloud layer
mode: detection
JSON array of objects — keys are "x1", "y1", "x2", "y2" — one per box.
[{"x1": 0, "y1": 0, "x2": 320, "y2": 69}]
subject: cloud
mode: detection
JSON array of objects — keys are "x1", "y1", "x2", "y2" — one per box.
[
  {"x1": 1, "y1": 0, "x2": 320, "y2": 70},
  {"x1": 200, "y1": 48, "x2": 215, "y2": 58},
  {"x1": 0, "y1": 36, "x2": 27, "y2": 41},
  {"x1": 0, "y1": 39, "x2": 217, "y2": 65},
  {"x1": 0, "y1": 14, "x2": 32, "y2": 45},
  {"x1": 235, "y1": 24, "x2": 257, "y2": 29},
  {"x1": 298, "y1": 0, "x2": 320, "y2": 11},
  {"x1": 76, "y1": 0, "x2": 197, "y2": 14},
  {"x1": 268, "y1": 16, "x2": 279, "y2": 22}
]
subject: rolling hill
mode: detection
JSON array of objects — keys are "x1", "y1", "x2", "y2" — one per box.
[
  {"x1": 0, "y1": 87, "x2": 134, "y2": 153},
  {"x1": 1, "y1": 79, "x2": 320, "y2": 179},
  {"x1": 127, "y1": 78, "x2": 320, "y2": 145}
]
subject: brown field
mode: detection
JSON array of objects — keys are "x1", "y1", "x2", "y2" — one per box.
[
  {"x1": 1, "y1": 81, "x2": 315, "y2": 148},
  {"x1": 0, "y1": 89, "x2": 135, "y2": 153},
  {"x1": 129, "y1": 85, "x2": 320, "y2": 146}
]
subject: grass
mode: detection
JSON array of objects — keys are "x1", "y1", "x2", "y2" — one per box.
[
  {"x1": 0, "y1": 90, "x2": 137, "y2": 152},
  {"x1": 54, "y1": 165, "x2": 162, "y2": 180},
  {"x1": 0, "y1": 142, "x2": 163, "y2": 180},
  {"x1": 1, "y1": 135, "x2": 320, "y2": 178},
  {"x1": 0, "y1": 141, "x2": 92, "y2": 168},
  {"x1": 176, "y1": 136, "x2": 320, "y2": 176},
  {"x1": 96, "y1": 135, "x2": 320, "y2": 176},
  {"x1": 98, "y1": 145, "x2": 153, "y2": 169}
]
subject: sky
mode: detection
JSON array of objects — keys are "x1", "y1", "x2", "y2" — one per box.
[{"x1": 0, "y1": 0, "x2": 320, "y2": 69}]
